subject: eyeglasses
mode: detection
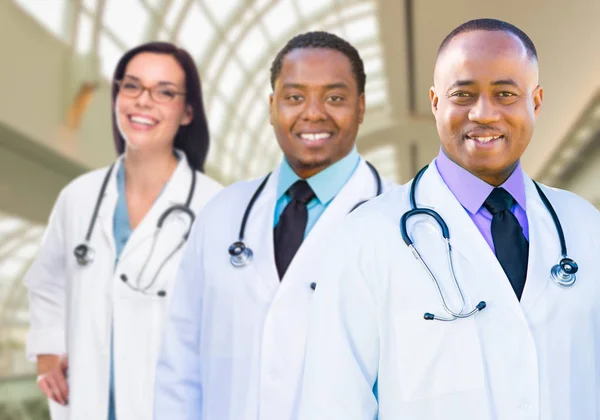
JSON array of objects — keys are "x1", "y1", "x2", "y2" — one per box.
[{"x1": 115, "y1": 80, "x2": 186, "y2": 104}]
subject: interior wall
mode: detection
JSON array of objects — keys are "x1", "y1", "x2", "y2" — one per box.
[
  {"x1": 0, "y1": 1, "x2": 116, "y2": 172},
  {"x1": 0, "y1": 122, "x2": 85, "y2": 224}
]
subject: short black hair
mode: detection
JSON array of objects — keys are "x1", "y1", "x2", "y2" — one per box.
[
  {"x1": 438, "y1": 18, "x2": 538, "y2": 62},
  {"x1": 112, "y1": 42, "x2": 209, "y2": 172},
  {"x1": 270, "y1": 31, "x2": 366, "y2": 93}
]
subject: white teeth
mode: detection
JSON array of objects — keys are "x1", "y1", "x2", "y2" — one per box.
[
  {"x1": 300, "y1": 133, "x2": 331, "y2": 141},
  {"x1": 470, "y1": 136, "x2": 502, "y2": 143},
  {"x1": 130, "y1": 116, "x2": 156, "y2": 126}
]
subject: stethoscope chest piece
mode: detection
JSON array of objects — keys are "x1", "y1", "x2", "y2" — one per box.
[
  {"x1": 550, "y1": 257, "x2": 578, "y2": 287},
  {"x1": 229, "y1": 241, "x2": 253, "y2": 267},
  {"x1": 74, "y1": 243, "x2": 94, "y2": 266}
]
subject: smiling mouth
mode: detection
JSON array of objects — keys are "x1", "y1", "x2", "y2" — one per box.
[
  {"x1": 466, "y1": 135, "x2": 504, "y2": 143},
  {"x1": 129, "y1": 115, "x2": 158, "y2": 126},
  {"x1": 298, "y1": 132, "x2": 332, "y2": 142}
]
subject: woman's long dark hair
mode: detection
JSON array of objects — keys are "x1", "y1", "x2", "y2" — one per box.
[{"x1": 111, "y1": 42, "x2": 209, "y2": 172}]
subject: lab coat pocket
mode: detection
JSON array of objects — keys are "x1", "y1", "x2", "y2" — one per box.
[{"x1": 393, "y1": 311, "x2": 484, "y2": 402}]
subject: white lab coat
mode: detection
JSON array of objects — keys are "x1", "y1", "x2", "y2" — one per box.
[
  {"x1": 299, "y1": 161, "x2": 600, "y2": 420},
  {"x1": 154, "y1": 159, "x2": 392, "y2": 420},
  {"x1": 24, "y1": 151, "x2": 222, "y2": 420}
]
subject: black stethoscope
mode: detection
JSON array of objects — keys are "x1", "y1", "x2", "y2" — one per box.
[
  {"x1": 228, "y1": 161, "x2": 382, "y2": 271},
  {"x1": 400, "y1": 165, "x2": 578, "y2": 322},
  {"x1": 73, "y1": 161, "x2": 196, "y2": 297}
]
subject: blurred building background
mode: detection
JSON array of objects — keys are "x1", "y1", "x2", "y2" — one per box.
[{"x1": 0, "y1": 0, "x2": 599, "y2": 418}]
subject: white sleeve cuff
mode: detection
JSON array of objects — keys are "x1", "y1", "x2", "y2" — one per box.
[{"x1": 26, "y1": 329, "x2": 66, "y2": 361}]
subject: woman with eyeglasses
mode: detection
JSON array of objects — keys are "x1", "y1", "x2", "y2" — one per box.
[{"x1": 24, "y1": 42, "x2": 222, "y2": 420}]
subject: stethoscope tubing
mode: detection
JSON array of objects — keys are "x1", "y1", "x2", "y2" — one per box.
[
  {"x1": 228, "y1": 161, "x2": 382, "y2": 269},
  {"x1": 73, "y1": 159, "x2": 197, "y2": 296},
  {"x1": 403, "y1": 164, "x2": 576, "y2": 321}
]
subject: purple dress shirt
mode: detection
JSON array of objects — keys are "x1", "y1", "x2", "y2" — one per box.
[{"x1": 435, "y1": 148, "x2": 529, "y2": 253}]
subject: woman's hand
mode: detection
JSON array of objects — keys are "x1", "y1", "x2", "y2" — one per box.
[{"x1": 36, "y1": 354, "x2": 69, "y2": 405}]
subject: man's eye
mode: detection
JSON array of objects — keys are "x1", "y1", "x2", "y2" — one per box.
[
  {"x1": 328, "y1": 95, "x2": 344, "y2": 102},
  {"x1": 452, "y1": 92, "x2": 472, "y2": 98},
  {"x1": 287, "y1": 95, "x2": 303, "y2": 101},
  {"x1": 497, "y1": 91, "x2": 515, "y2": 97}
]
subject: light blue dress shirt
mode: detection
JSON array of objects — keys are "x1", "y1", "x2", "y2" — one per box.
[{"x1": 274, "y1": 147, "x2": 360, "y2": 236}]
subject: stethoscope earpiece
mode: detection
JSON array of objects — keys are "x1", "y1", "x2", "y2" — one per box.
[
  {"x1": 229, "y1": 241, "x2": 253, "y2": 267},
  {"x1": 550, "y1": 257, "x2": 578, "y2": 287}
]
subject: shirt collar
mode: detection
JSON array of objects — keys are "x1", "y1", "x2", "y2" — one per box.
[
  {"x1": 435, "y1": 147, "x2": 527, "y2": 215},
  {"x1": 277, "y1": 147, "x2": 360, "y2": 205}
]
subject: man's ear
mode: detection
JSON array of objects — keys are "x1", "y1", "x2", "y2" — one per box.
[
  {"x1": 430, "y1": 86, "x2": 439, "y2": 117},
  {"x1": 269, "y1": 93, "x2": 275, "y2": 126},
  {"x1": 358, "y1": 92, "x2": 365, "y2": 124},
  {"x1": 533, "y1": 85, "x2": 543, "y2": 117}
]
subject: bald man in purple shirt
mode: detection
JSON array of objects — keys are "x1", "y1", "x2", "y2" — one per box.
[{"x1": 299, "y1": 18, "x2": 600, "y2": 420}]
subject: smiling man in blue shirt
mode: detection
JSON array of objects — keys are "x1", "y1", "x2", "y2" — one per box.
[{"x1": 154, "y1": 31, "x2": 393, "y2": 420}]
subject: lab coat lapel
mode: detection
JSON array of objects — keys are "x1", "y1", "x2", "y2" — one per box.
[
  {"x1": 244, "y1": 165, "x2": 281, "y2": 291},
  {"x1": 417, "y1": 163, "x2": 527, "y2": 323},
  {"x1": 519, "y1": 176, "x2": 557, "y2": 313},
  {"x1": 275, "y1": 159, "x2": 377, "y2": 299},
  {"x1": 97, "y1": 158, "x2": 121, "y2": 261}
]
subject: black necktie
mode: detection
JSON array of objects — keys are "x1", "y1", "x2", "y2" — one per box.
[
  {"x1": 483, "y1": 188, "x2": 529, "y2": 300},
  {"x1": 274, "y1": 180, "x2": 315, "y2": 279}
]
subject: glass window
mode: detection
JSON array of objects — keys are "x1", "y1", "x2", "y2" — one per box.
[
  {"x1": 237, "y1": 26, "x2": 269, "y2": 70},
  {"x1": 82, "y1": 0, "x2": 98, "y2": 11},
  {"x1": 164, "y1": 0, "x2": 187, "y2": 28},
  {"x1": 98, "y1": 34, "x2": 124, "y2": 80},
  {"x1": 364, "y1": 57, "x2": 383, "y2": 77},
  {"x1": 178, "y1": 3, "x2": 216, "y2": 62},
  {"x1": 208, "y1": 95, "x2": 228, "y2": 136},
  {"x1": 362, "y1": 144, "x2": 398, "y2": 181},
  {"x1": 298, "y1": 0, "x2": 334, "y2": 18},
  {"x1": 344, "y1": 15, "x2": 379, "y2": 44},
  {"x1": 103, "y1": 0, "x2": 150, "y2": 47},
  {"x1": 13, "y1": 0, "x2": 67, "y2": 40},
  {"x1": 218, "y1": 60, "x2": 245, "y2": 101},
  {"x1": 205, "y1": 45, "x2": 230, "y2": 83},
  {"x1": 76, "y1": 12, "x2": 94, "y2": 54},
  {"x1": 262, "y1": 1, "x2": 298, "y2": 40},
  {"x1": 226, "y1": 8, "x2": 256, "y2": 44},
  {"x1": 340, "y1": 2, "x2": 375, "y2": 20},
  {"x1": 203, "y1": 0, "x2": 241, "y2": 23}
]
